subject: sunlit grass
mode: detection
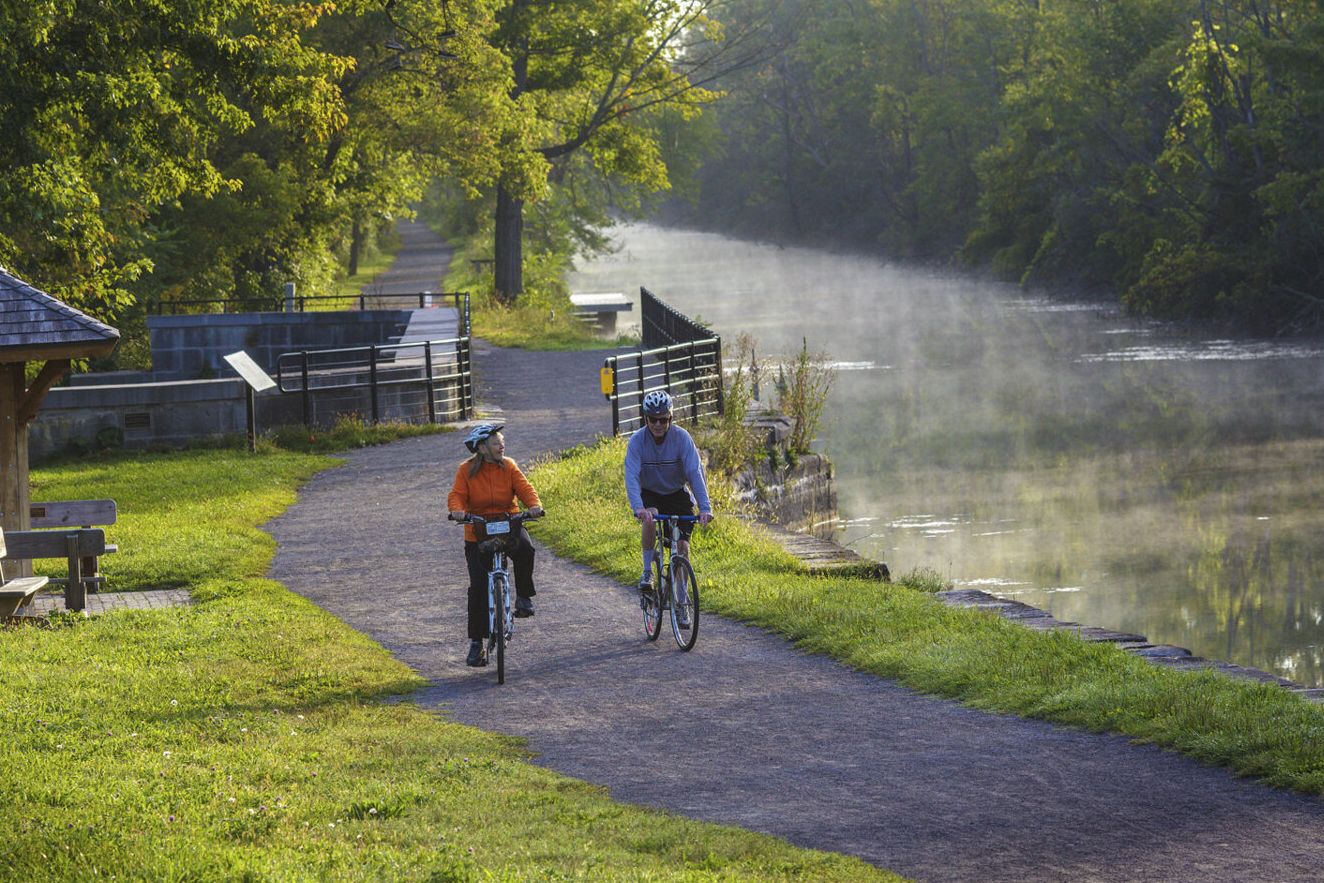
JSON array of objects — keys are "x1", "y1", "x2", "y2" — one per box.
[
  {"x1": 530, "y1": 439, "x2": 1324, "y2": 796},
  {"x1": 446, "y1": 254, "x2": 637, "y2": 351},
  {"x1": 321, "y1": 245, "x2": 402, "y2": 310},
  {"x1": 3, "y1": 430, "x2": 900, "y2": 880}
]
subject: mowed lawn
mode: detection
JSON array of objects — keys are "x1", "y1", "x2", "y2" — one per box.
[{"x1": 1, "y1": 438, "x2": 898, "y2": 881}]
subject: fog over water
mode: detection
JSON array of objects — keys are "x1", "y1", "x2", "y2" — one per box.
[{"x1": 568, "y1": 223, "x2": 1324, "y2": 687}]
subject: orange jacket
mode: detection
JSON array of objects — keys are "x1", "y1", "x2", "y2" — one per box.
[{"x1": 448, "y1": 457, "x2": 541, "y2": 542}]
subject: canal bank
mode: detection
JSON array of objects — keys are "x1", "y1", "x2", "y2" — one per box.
[{"x1": 739, "y1": 437, "x2": 1324, "y2": 700}]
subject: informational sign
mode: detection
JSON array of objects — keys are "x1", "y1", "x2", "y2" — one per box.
[
  {"x1": 223, "y1": 350, "x2": 276, "y2": 452},
  {"x1": 223, "y1": 350, "x2": 277, "y2": 392}
]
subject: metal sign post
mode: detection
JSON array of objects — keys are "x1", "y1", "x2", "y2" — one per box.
[{"x1": 223, "y1": 350, "x2": 278, "y2": 452}]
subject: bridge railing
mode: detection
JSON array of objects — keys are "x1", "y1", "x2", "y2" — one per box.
[
  {"x1": 603, "y1": 336, "x2": 723, "y2": 436},
  {"x1": 274, "y1": 336, "x2": 473, "y2": 426},
  {"x1": 152, "y1": 291, "x2": 471, "y2": 334}
]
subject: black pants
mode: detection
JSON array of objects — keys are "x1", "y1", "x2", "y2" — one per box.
[{"x1": 464, "y1": 527, "x2": 536, "y2": 639}]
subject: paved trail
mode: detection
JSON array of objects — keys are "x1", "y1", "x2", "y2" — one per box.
[{"x1": 267, "y1": 225, "x2": 1324, "y2": 881}]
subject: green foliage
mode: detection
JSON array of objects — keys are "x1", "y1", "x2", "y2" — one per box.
[
  {"x1": 683, "y1": 0, "x2": 1324, "y2": 332},
  {"x1": 696, "y1": 333, "x2": 763, "y2": 475},
  {"x1": 777, "y1": 339, "x2": 834, "y2": 455},
  {"x1": 10, "y1": 443, "x2": 896, "y2": 880},
  {"x1": 530, "y1": 441, "x2": 1324, "y2": 796},
  {"x1": 0, "y1": 0, "x2": 353, "y2": 323}
]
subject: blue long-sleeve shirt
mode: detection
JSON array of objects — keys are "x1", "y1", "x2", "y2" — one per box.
[{"x1": 624, "y1": 424, "x2": 712, "y2": 514}]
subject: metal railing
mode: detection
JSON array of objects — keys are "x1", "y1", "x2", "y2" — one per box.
[
  {"x1": 641, "y1": 286, "x2": 714, "y2": 349},
  {"x1": 153, "y1": 291, "x2": 471, "y2": 330},
  {"x1": 603, "y1": 338, "x2": 723, "y2": 436},
  {"x1": 275, "y1": 336, "x2": 473, "y2": 426}
]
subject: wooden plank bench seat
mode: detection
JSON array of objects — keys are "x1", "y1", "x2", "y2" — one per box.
[
  {"x1": 1, "y1": 528, "x2": 106, "y2": 614},
  {"x1": 0, "y1": 529, "x2": 50, "y2": 617}
]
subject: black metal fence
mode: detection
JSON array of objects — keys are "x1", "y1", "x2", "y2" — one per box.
[
  {"x1": 274, "y1": 337, "x2": 473, "y2": 426},
  {"x1": 600, "y1": 287, "x2": 724, "y2": 436},
  {"x1": 641, "y1": 286, "x2": 714, "y2": 349},
  {"x1": 153, "y1": 291, "x2": 470, "y2": 330},
  {"x1": 603, "y1": 337, "x2": 724, "y2": 436}
]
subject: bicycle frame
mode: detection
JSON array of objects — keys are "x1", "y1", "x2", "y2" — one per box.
[
  {"x1": 643, "y1": 513, "x2": 701, "y2": 650},
  {"x1": 454, "y1": 510, "x2": 539, "y2": 684}
]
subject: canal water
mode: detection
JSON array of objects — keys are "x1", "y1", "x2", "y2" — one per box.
[{"x1": 568, "y1": 223, "x2": 1324, "y2": 687}]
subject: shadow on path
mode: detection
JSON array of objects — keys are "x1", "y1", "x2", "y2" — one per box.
[{"x1": 268, "y1": 341, "x2": 1324, "y2": 882}]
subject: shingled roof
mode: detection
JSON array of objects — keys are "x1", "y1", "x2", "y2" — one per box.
[{"x1": 0, "y1": 267, "x2": 120, "y2": 363}]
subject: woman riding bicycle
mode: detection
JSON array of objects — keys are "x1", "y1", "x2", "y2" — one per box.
[
  {"x1": 625, "y1": 391, "x2": 713, "y2": 623},
  {"x1": 447, "y1": 423, "x2": 544, "y2": 667}
]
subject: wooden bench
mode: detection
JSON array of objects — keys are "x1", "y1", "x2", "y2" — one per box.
[
  {"x1": 1, "y1": 527, "x2": 107, "y2": 614},
  {"x1": 27, "y1": 500, "x2": 118, "y2": 592},
  {"x1": 0, "y1": 529, "x2": 50, "y2": 618},
  {"x1": 569, "y1": 292, "x2": 633, "y2": 335}
]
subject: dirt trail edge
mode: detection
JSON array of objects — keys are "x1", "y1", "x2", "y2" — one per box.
[{"x1": 268, "y1": 342, "x2": 1324, "y2": 882}]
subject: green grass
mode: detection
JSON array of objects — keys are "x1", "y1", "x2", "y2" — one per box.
[
  {"x1": 445, "y1": 253, "x2": 639, "y2": 352},
  {"x1": 322, "y1": 244, "x2": 403, "y2": 310},
  {"x1": 3, "y1": 431, "x2": 900, "y2": 880},
  {"x1": 529, "y1": 438, "x2": 1324, "y2": 796}
]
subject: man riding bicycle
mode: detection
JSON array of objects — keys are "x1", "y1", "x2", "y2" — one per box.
[{"x1": 625, "y1": 391, "x2": 713, "y2": 625}]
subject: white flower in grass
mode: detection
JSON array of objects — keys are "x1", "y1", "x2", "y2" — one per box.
[
  {"x1": 163, "y1": 751, "x2": 171, "y2": 757},
  {"x1": 170, "y1": 699, "x2": 178, "y2": 706}
]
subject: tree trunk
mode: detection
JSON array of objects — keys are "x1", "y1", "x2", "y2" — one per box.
[
  {"x1": 494, "y1": 184, "x2": 524, "y2": 302},
  {"x1": 348, "y1": 216, "x2": 363, "y2": 277}
]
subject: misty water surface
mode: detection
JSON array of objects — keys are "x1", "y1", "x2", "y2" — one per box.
[{"x1": 568, "y1": 223, "x2": 1324, "y2": 688}]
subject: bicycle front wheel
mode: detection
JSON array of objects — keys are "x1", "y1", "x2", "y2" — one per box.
[
  {"x1": 492, "y1": 573, "x2": 509, "y2": 684},
  {"x1": 642, "y1": 558, "x2": 664, "y2": 641},
  {"x1": 669, "y1": 556, "x2": 699, "y2": 650}
]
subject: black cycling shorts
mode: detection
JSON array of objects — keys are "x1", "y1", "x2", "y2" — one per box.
[{"x1": 642, "y1": 488, "x2": 696, "y2": 539}]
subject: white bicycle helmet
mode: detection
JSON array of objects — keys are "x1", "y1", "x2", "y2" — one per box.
[
  {"x1": 464, "y1": 422, "x2": 504, "y2": 453},
  {"x1": 641, "y1": 390, "x2": 673, "y2": 416}
]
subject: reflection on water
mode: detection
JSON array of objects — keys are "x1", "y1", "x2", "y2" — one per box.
[{"x1": 569, "y1": 223, "x2": 1324, "y2": 687}]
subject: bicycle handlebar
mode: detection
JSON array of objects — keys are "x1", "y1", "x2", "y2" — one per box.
[{"x1": 450, "y1": 510, "x2": 544, "y2": 525}]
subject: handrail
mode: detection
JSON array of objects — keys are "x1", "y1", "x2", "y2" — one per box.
[
  {"x1": 603, "y1": 337, "x2": 723, "y2": 436},
  {"x1": 275, "y1": 336, "x2": 473, "y2": 425},
  {"x1": 152, "y1": 290, "x2": 470, "y2": 329}
]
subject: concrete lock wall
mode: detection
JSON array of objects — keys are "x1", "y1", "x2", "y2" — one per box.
[
  {"x1": 28, "y1": 311, "x2": 463, "y2": 460},
  {"x1": 147, "y1": 311, "x2": 414, "y2": 379},
  {"x1": 28, "y1": 373, "x2": 461, "y2": 460},
  {"x1": 29, "y1": 378, "x2": 254, "y2": 460}
]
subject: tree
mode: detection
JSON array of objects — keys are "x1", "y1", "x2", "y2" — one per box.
[
  {"x1": 480, "y1": 0, "x2": 768, "y2": 300},
  {"x1": 0, "y1": 0, "x2": 350, "y2": 323}
]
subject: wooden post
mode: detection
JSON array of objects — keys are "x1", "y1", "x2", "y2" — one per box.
[
  {"x1": 1, "y1": 364, "x2": 31, "y2": 576},
  {"x1": 65, "y1": 532, "x2": 85, "y2": 614}
]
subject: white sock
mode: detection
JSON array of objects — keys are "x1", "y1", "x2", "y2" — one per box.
[{"x1": 642, "y1": 549, "x2": 655, "y2": 582}]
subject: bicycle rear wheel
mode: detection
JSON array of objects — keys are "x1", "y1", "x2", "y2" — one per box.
[
  {"x1": 669, "y1": 556, "x2": 699, "y2": 650},
  {"x1": 492, "y1": 573, "x2": 509, "y2": 684},
  {"x1": 642, "y1": 558, "x2": 664, "y2": 641}
]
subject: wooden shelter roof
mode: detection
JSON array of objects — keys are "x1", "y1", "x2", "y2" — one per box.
[{"x1": 0, "y1": 267, "x2": 120, "y2": 363}]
